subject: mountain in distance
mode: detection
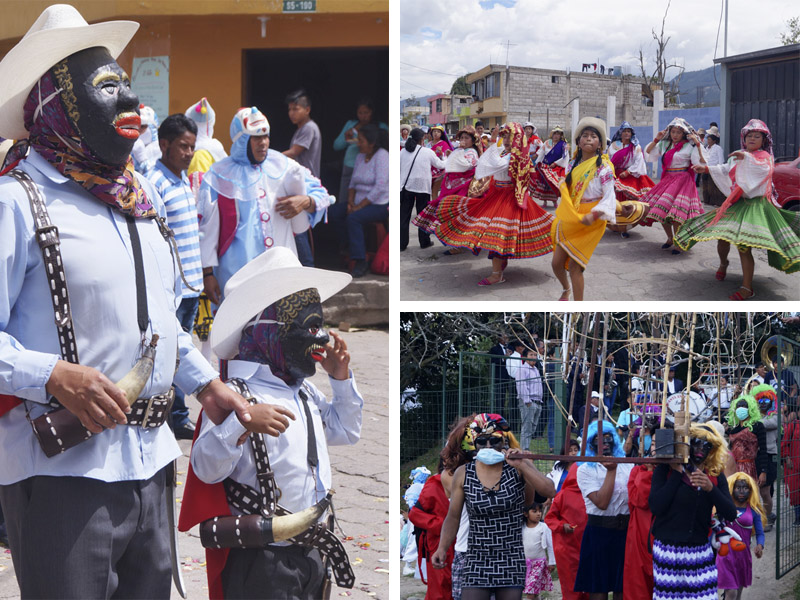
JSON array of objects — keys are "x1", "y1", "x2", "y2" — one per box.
[{"x1": 670, "y1": 65, "x2": 722, "y2": 106}]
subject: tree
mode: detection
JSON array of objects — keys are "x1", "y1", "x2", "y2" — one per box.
[
  {"x1": 780, "y1": 16, "x2": 800, "y2": 45},
  {"x1": 450, "y1": 75, "x2": 470, "y2": 95},
  {"x1": 637, "y1": 0, "x2": 684, "y2": 106},
  {"x1": 404, "y1": 94, "x2": 420, "y2": 107}
]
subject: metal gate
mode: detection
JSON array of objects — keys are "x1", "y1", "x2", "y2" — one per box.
[{"x1": 775, "y1": 335, "x2": 800, "y2": 578}]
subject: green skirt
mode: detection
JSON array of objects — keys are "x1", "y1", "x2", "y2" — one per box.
[{"x1": 674, "y1": 196, "x2": 800, "y2": 274}]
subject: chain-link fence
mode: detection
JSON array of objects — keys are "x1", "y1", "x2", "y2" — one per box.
[{"x1": 774, "y1": 335, "x2": 800, "y2": 579}]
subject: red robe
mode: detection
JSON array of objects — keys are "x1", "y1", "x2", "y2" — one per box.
[
  {"x1": 623, "y1": 465, "x2": 654, "y2": 600},
  {"x1": 781, "y1": 420, "x2": 800, "y2": 506},
  {"x1": 177, "y1": 411, "x2": 232, "y2": 600},
  {"x1": 408, "y1": 474, "x2": 454, "y2": 600},
  {"x1": 544, "y1": 464, "x2": 589, "y2": 600}
]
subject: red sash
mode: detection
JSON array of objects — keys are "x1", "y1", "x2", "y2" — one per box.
[{"x1": 0, "y1": 394, "x2": 22, "y2": 418}]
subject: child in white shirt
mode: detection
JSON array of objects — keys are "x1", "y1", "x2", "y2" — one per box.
[{"x1": 522, "y1": 502, "x2": 556, "y2": 599}]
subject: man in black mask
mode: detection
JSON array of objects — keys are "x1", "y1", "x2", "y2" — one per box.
[
  {"x1": 0, "y1": 6, "x2": 257, "y2": 597},
  {"x1": 182, "y1": 247, "x2": 362, "y2": 599}
]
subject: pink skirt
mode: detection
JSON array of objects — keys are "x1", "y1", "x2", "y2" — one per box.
[
  {"x1": 524, "y1": 557, "x2": 553, "y2": 594},
  {"x1": 640, "y1": 167, "x2": 704, "y2": 226}
]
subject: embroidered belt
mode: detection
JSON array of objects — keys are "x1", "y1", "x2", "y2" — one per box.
[
  {"x1": 31, "y1": 389, "x2": 175, "y2": 458},
  {"x1": 664, "y1": 167, "x2": 690, "y2": 173},
  {"x1": 495, "y1": 180, "x2": 513, "y2": 187}
]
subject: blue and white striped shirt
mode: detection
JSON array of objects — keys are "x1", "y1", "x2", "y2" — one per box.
[{"x1": 146, "y1": 161, "x2": 203, "y2": 298}]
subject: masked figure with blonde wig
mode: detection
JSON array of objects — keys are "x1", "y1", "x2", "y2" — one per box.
[
  {"x1": 716, "y1": 472, "x2": 765, "y2": 599},
  {"x1": 431, "y1": 414, "x2": 555, "y2": 600},
  {"x1": 649, "y1": 424, "x2": 736, "y2": 600},
  {"x1": 432, "y1": 123, "x2": 555, "y2": 287},
  {"x1": 675, "y1": 119, "x2": 800, "y2": 300}
]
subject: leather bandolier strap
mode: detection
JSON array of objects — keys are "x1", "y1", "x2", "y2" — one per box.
[
  {"x1": 200, "y1": 378, "x2": 354, "y2": 589},
  {"x1": 7, "y1": 169, "x2": 173, "y2": 458}
]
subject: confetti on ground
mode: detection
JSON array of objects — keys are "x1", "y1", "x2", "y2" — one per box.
[
  {"x1": 359, "y1": 542, "x2": 371, "y2": 549},
  {"x1": 375, "y1": 537, "x2": 385, "y2": 541},
  {"x1": 374, "y1": 568, "x2": 390, "y2": 574},
  {"x1": 373, "y1": 497, "x2": 387, "y2": 502},
  {"x1": 344, "y1": 536, "x2": 354, "y2": 541},
  {"x1": 353, "y1": 558, "x2": 363, "y2": 565},
  {"x1": 338, "y1": 592, "x2": 352, "y2": 597},
  {"x1": 378, "y1": 559, "x2": 389, "y2": 563}
]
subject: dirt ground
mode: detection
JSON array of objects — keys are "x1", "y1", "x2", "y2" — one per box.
[{"x1": 0, "y1": 328, "x2": 390, "y2": 600}]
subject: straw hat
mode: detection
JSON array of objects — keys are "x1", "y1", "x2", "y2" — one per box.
[
  {"x1": 574, "y1": 117, "x2": 607, "y2": 149},
  {"x1": 0, "y1": 4, "x2": 139, "y2": 139},
  {"x1": 210, "y1": 247, "x2": 351, "y2": 360},
  {"x1": 706, "y1": 126, "x2": 720, "y2": 138}
]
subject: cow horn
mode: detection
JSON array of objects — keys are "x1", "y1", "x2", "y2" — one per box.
[
  {"x1": 264, "y1": 493, "x2": 332, "y2": 543},
  {"x1": 116, "y1": 335, "x2": 159, "y2": 406}
]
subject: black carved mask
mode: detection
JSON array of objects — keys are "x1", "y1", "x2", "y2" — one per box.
[
  {"x1": 732, "y1": 480, "x2": 751, "y2": 503},
  {"x1": 689, "y1": 437, "x2": 713, "y2": 467},
  {"x1": 59, "y1": 47, "x2": 140, "y2": 165},
  {"x1": 276, "y1": 288, "x2": 329, "y2": 381}
]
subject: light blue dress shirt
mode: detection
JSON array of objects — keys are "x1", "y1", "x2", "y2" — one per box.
[{"x1": 0, "y1": 150, "x2": 219, "y2": 484}]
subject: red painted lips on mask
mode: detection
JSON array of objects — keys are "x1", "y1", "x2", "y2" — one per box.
[{"x1": 114, "y1": 113, "x2": 141, "y2": 139}]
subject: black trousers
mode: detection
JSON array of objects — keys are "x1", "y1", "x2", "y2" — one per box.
[
  {"x1": 222, "y1": 545, "x2": 327, "y2": 599},
  {"x1": 400, "y1": 189, "x2": 431, "y2": 250},
  {"x1": 0, "y1": 469, "x2": 170, "y2": 599}
]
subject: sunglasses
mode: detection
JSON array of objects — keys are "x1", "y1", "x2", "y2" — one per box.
[{"x1": 475, "y1": 436, "x2": 504, "y2": 448}]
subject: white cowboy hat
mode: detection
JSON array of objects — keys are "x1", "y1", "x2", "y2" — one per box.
[
  {"x1": 211, "y1": 247, "x2": 352, "y2": 360},
  {"x1": 0, "y1": 4, "x2": 139, "y2": 139},
  {"x1": 574, "y1": 117, "x2": 608, "y2": 150}
]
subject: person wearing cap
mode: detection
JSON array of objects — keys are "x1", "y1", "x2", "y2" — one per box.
[
  {"x1": 197, "y1": 107, "x2": 332, "y2": 305},
  {"x1": 400, "y1": 123, "x2": 412, "y2": 150},
  {"x1": 412, "y1": 124, "x2": 480, "y2": 250},
  {"x1": 698, "y1": 125, "x2": 725, "y2": 206},
  {"x1": 432, "y1": 122, "x2": 555, "y2": 286},
  {"x1": 523, "y1": 122, "x2": 543, "y2": 163},
  {"x1": 640, "y1": 117, "x2": 705, "y2": 254},
  {"x1": 131, "y1": 103, "x2": 161, "y2": 173},
  {"x1": 184, "y1": 96, "x2": 228, "y2": 181},
  {"x1": 180, "y1": 246, "x2": 361, "y2": 599},
  {"x1": 675, "y1": 119, "x2": 800, "y2": 300},
  {"x1": 606, "y1": 122, "x2": 654, "y2": 238},
  {"x1": 551, "y1": 117, "x2": 635, "y2": 301},
  {"x1": 0, "y1": 5, "x2": 258, "y2": 597},
  {"x1": 531, "y1": 126, "x2": 570, "y2": 208}
]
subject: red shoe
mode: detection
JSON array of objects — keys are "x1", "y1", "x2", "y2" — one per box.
[
  {"x1": 729, "y1": 286, "x2": 755, "y2": 301},
  {"x1": 715, "y1": 260, "x2": 729, "y2": 281}
]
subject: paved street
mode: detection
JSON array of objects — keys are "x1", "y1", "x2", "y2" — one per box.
[
  {"x1": 0, "y1": 329, "x2": 390, "y2": 600},
  {"x1": 401, "y1": 200, "x2": 800, "y2": 302}
]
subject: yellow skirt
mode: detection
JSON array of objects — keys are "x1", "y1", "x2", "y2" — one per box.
[{"x1": 551, "y1": 198, "x2": 606, "y2": 270}]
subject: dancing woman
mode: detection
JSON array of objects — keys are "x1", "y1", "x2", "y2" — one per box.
[
  {"x1": 640, "y1": 117, "x2": 704, "y2": 253},
  {"x1": 649, "y1": 424, "x2": 736, "y2": 600},
  {"x1": 431, "y1": 414, "x2": 555, "y2": 600},
  {"x1": 523, "y1": 122, "x2": 543, "y2": 164},
  {"x1": 432, "y1": 123, "x2": 555, "y2": 286},
  {"x1": 607, "y1": 122, "x2": 654, "y2": 202},
  {"x1": 531, "y1": 126, "x2": 569, "y2": 208},
  {"x1": 674, "y1": 119, "x2": 800, "y2": 300},
  {"x1": 430, "y1": 125, "x2": 454, "y2": 198},
  {"x1": 550, "y1": 118, "x2": 621, "y2": 301},
  {"x1": 413, "y1": 125, "x2": 481, "y2": 243}
]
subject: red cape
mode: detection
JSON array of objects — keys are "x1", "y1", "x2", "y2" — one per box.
[
  {"x1": 177, "y1": 411, "x2": 231, "y2": 600},
  {"x1": 544, "y1": 464, "x2": 588, "y2": 600},
  {"x1": 623, "y1": 465, "x2": 654, "y2": 600}
]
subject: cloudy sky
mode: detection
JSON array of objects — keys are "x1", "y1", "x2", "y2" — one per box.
[{"x1": 400, "y1": 0, "x2": 797, "y2": 99}]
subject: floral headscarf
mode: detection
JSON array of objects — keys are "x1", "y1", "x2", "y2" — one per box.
[
  {"x1": 502, "y1": 122, "x2": 534, "y2": 207},
  {"x1": 740, "y1": 119, "x2": 773, "y2": 157},
  {"x1": 610, "y1": 121, "x2": 639, "y2": 147},
  {"x1": 461, "y1": 413, "x2": 510, "y2": 452},
  {"x1": 8, "y1": 69, "x2": 154, "y2": 218}
]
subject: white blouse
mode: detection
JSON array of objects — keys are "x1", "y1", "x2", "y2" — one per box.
[
  {"x1": 708, "y1": 150, "x2": 775, "y2": 202},
  {"x1": 564, "y1": 160, "x2": 618, "y2": 222},
  {"x1": 607, "y1": 142, "x2": 648, "y2": 177},
  {"x1": 536, "y1": 139, "x2": 570, "y2": 167},
  {"x1": 704, "y1": 143, "x2": 725, "y2": 167},
  {"x1": 646, "y1": 140, "x2": 703, "y2": 168},
  {"x1": 399, "y1": 146, "x2": 446, "y2": 194},
  {"x1": 576, "y1": 462, "x2": 634, "y2": 516},
  {"x1": 445, "y1": 147, "x2": 479, "y2": 173},
  {"x1": 475, "y1": 143, "x2": 511, "y2": 181},
  {"x1": 522, "y1": 522, "x2": 555, "y2": 564}
]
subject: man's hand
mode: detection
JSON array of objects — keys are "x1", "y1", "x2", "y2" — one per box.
[
  {"x1": 689, "y1": 470, "x2": 714, "y2": 492},
  {"x1": 758, "y1": 472, "x2": 767, "y2": 486},
  {"x1": 239, "y1": 403, "x2": 296, "y2": 437},
  {"x1": 601, "y1": 460, "x2": 618, "y2": 471},
  {"x1": 320, "y1": 331, "x2": 350, "y2": 380},
  {"x1": 755, "y1": 544, "x2": 764, "y2": 559},
  {"x1": 504, "y1": 448, "x2": 527, "y2": 471},
  {"x1": 275, "y1": 195, "x2": 311, "y2": 219},
  {"x1": 197, "y1": 378, "x2": 251, "y2": 426},
  {"x1": 45, "y1": 360, "x2": 130, "y2": 433},
  {"x1": 563, "y1": 523, "x2": 575, "y2": 534},
  {"x1": 203, "y1": 273, "x2": 221, "y2": 305}
]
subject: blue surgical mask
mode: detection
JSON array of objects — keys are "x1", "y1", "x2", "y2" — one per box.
[
  {"x1": 735, "y1": 407, "x2": 749, "y2": 421},
  {"x1": 475, "y1": 448, "x2": 506, "y2": 465}
]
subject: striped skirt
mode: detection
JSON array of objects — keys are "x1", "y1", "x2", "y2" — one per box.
[
  {"x1": 641, "y1": 167, "x2": 704, "y2": 226},
  {"x1": 652, "y1": 539, "x2": 718, "y2": 600}
]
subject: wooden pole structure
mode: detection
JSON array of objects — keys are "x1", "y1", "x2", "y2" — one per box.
[
  {"x1": 564, "y1": 314, "x2": 591, "y2": 451},
  {"x1": 579, "y1": 314, "x2": 602, "y2": 456},
  {"x1": 716, "y1": 313, "x2": 722, "y2": 422},
  {"x1": 659, "y1": 313, "x2": 677, "y2": 429}
]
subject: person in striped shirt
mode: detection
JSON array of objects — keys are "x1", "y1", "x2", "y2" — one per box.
[{"x1": 146, "y1": 113, "x2": 203, "y2": 439}]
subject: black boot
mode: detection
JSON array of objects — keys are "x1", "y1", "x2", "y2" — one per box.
[{"x1": 351, "y1": 259, "x2": 369, "y2": 278}]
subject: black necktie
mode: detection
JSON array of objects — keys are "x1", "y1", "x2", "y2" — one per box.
[{"x1": 298, "y1": 388, "x2": 319, "y2": 469}]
